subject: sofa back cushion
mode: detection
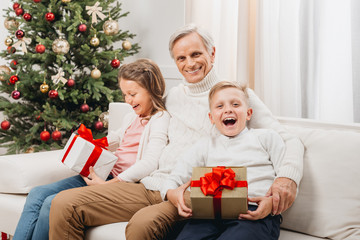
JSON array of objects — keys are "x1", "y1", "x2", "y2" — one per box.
[
  {"x1": 0, "y1": 150, "x2": 77, "y2": 194},
  {"x1": 279, "y1": 118, "x2": 360, "y2": 240}
]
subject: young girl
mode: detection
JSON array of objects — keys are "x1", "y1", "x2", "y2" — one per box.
[{"x1": 13, "y1": 58, "x2": 170, "y2": 240}]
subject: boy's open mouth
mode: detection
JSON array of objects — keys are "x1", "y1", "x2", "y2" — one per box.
[{"x1": 223, "y1": 118, "x2": 236, "y2": 126}]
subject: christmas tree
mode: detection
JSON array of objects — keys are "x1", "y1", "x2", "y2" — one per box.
[{"x1": 0, "y1": 0, "x2": 139, "y2": 154}]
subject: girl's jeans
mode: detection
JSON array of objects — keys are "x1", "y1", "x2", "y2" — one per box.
[{"x1": 13, "y1": 174, "x2": 112, "y2": 240}]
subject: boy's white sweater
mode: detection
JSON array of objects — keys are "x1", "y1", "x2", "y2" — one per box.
[
  {"x1": 140, "y1": 68, "x2": 303, "y2": 198},
  {"x1": 160, "y1": 128, "x2": 285, "y2": 200}
]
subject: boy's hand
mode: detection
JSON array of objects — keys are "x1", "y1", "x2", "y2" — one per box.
[
  {"x1": 166, "y1": 180, "x2": 192, "y2": 218},
  {"x1": 239, "y1": 196, "x2": 272, "y2": 220},
  {"x1": 82, "y1": 166, "x2": 106, "y2": 186},
  {"x1": 266, "y1": 177, "x2": 296, "y2": 215}
]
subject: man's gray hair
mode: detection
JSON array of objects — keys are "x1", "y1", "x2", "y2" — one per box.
[{"x1": 168, "y1": 23, "x2": 214, "y2": 59}]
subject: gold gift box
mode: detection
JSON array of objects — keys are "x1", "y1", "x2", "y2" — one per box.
[{"x1": 190, "y1": 167, "x2": 248, "y2": 219}]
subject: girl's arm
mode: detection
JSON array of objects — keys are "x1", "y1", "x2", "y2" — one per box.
[
  {"x1": 82, "y1": 166, "x2": 121, "y2": 185},
  {"x1": 116, "y1": 111, "x2": 171, "y2": 182}
]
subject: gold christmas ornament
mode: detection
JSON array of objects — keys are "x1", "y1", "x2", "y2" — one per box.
[
  {"x1": 90, "y1": 35, "x2": 100, "y2": 47},
  {"x1": 103, "y1": 19, "x2": 119, "y2": 36},
  {"x1": 99, "y1": 111, "x2": 109, "y2": 128},
  {"x1": 122, "y1": 40, "x2": 132, "y2": 50},
  {"x1": 25, "y1": 147, "x2": 35, "y2": 153},
  {"x1": 52, "y1": 38, "x2": 70, "y2": 54},
  {"x1": 40, "y1": 82, "x2": 49, "y2": 93},
  {"x1": 5, "y1": 37, "x2": 13, "y2": 46},
  {"x1": 0, "y1": 65, "x2": 11, "y2": 81},
  {"x1": 4, "y1": 18, "x2": 19, "y2": 30},
  {"x1": 61, "y1": 0, "x2": 71, "y2": 3},
  {"x1": 91, "y1": 67, "x2": 101, "y2": 79}
]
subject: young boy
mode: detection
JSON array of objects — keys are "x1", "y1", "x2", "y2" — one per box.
[{"x1": 161, "y1": 81, "x2": 285, "y2": 240}]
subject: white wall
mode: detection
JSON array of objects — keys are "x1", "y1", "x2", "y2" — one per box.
[{"x1": 117, "y1": 0, "x2": 185, "y2": 90}]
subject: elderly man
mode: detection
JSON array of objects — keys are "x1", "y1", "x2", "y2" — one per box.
[{"x1": 49, "y1": 24, "x2": 303, "y2": 240}]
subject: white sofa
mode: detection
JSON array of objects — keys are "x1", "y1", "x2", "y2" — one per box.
[{"x1": 0, "y1": 102, "x2": 359, "y2": 240}]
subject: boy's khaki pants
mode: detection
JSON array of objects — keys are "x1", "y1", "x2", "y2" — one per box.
[{"x1": 49, "y1": 181, "x2": 190, "y2": 240}]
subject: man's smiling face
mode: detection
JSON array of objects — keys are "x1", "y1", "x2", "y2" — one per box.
[{"x1": 172, "y1": 32, "x2": 215, "y2": 84}]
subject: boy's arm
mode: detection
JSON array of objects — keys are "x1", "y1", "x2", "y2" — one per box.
[
  {"x1": 247, "y1": 88, "x2": 304, "y2": 214},
  {"x1": 160, "y1": 138, "x2": 208, "y2": 200},
  {"x1": 167, "y1": 180, "x2": 192, "y2": 218}
]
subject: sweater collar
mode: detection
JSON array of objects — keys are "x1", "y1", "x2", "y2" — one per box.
[
  {"x1": 218, "y1": 127, "x2": 249, "y2": 142},
  {"x1": 182, "y1": 67, "x2": 219, "y2": 95}
]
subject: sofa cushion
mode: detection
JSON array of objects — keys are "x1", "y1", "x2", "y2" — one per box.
[
  {"x1": 0, "y1": 193, "x2": 26, "y2": 235},
  {"x1": 0, "y1": 150, "x2": 77, "y2": 194},
  {"x1": 280, "y1": 124, "x2": 360, "y2": 240}
]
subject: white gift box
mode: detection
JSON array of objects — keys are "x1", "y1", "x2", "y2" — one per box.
[{"x1": 59, "y1": 133, "x2": 117, "y2": 181}]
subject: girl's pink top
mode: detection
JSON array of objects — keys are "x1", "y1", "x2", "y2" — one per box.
[{"x1": 111, "y1": 116, "x2": 148, "y2": 177}]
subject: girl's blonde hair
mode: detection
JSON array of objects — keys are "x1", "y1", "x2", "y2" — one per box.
[{"x1": 118, "y1": 59, "x2": 166, "y2": 117}]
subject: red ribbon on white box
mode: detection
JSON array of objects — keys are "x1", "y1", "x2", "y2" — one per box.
[{"x1": 61, "y1": 124, "x2": 108, "y2": 177}]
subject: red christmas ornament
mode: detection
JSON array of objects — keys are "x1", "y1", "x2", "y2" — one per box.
[
  {"x1": 51, "y1": 130, "x2": 62, "y2": 141},
  {"x1": 11, "y1": 90, "x2": 21, "y2": 99},
  {"x1": 15, "y1": 30, "x2": 25, "y2": 39},
  {"x1": 80, "y1": 103, "x2": 89, "y2": 113},
  {"x1": 111, "y1": 59, "x2": 120, "y2": 68},
  {"x1": 23, "y1": 13, "x2": 32, "y2": 21},
  {"x1": 33, "y1": 0, "x2": 41, "y2": 2},
  {"x1": 94, "y1": 121, "x2": 104, "y2": 131},
  {"x1": 9, "y1": 75, "x2": 19, "y2": 85},
  {"x1": 40, "y1": 130, "x2": 50, "y2": 142},
  {"x1": 36, "y1": 114, "x2": 41, "y2": 121},
  {"x1": 1, "y1": 120, "x2": 11, "y2": 130},
  {"x1": 15, "y1": 8, "x2": 24, "y2": 16},
  {"x1": 48, "y1": 89, "x2": 58, "y2": 99},
  {"x1": 45, "y1": 12, "x2": 55, "y2": 22},
  {"x1": 13, "y1": 3, "x2": 20, "y2": 10},
  {"x1": 66, "y1": 78, "x2": 75, "y2": 87},
  {"x1": 35, "y1": 44, "x2": 46, "y2": 54},
  {"x1": 10, "y1": 60, "x2": 18, "y2": 70},
  {"x1": 7, "y1": 46, "x2": 16, "y2": 54},
  {"x1": 78, "y1": 24, "x2": 87, "y2": 32}
]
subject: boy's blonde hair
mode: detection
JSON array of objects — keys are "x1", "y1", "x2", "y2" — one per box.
[
  {"x1": 118, "y1": 59, "x2": 166, "y2": 117},
  {"x1": 208, "y1": 81, "x2": 249, "y2": 107}
]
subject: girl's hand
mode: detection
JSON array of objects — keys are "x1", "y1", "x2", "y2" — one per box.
[
  {"x1": 81, "y1": 166, "x2": 106, "y2": 186},
  {"x1": 166, "y1": 180, "x2": 192, "y2": 218},
  {"x1": 239, "y1": 196, "x2": 273, "y2": 220}
]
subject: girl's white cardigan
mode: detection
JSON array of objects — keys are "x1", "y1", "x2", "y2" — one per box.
[{"x1": 106, "y1": 110, "x2": 170, "y2": 182}]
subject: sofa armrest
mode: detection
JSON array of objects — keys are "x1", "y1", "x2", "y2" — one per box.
[
  {"x1": 108, "y1": 102, "x2": 133, "y2": 132},
  {"x1": 0, "y1": 150, "x2": 77, "y2": 194}
]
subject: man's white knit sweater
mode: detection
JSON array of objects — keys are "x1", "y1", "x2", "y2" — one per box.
[
  {"x1": 160, "y1": 127, "x2": 285, "y2": 200},
  {"x1": 140, "y1": 68, "x2": 304, "y2": 198}
]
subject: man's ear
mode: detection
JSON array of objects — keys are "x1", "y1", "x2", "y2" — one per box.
[
  {"x1": 208, "y1": 112, "x2": 215, "y2": 124},
  {"x1": 211, "y1": 46, "x2": 216, "y2": 64},
  {"x1": 246, "y1": 108, "x2": 253, "y2": 121}
]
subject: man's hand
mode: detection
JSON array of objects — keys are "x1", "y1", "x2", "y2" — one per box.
[
  {"x1": 266, "y1": 177, "x2": 297, "y2": 215},
  {"x1": 81, "y1": 166, "x2": 106, "y2": 186},
  {"x1": 239, "y1": 196, "x2": 272, "y2": 220},
  {"x1": 166, "y1": 180, "x2": 192, "y2": 218}
]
